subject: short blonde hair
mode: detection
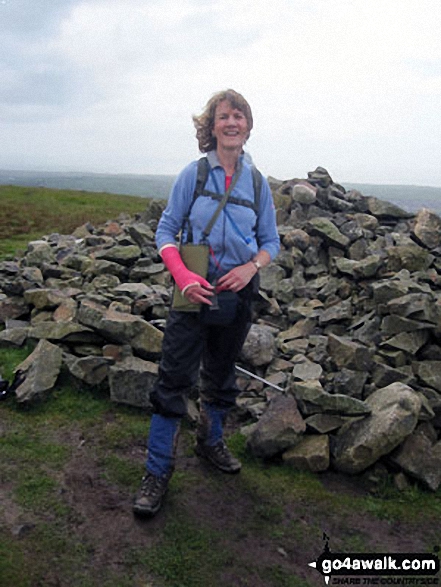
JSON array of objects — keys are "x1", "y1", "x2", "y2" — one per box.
[{"x1": 192, "y1": 89, "x2": 253, "y2": 153}]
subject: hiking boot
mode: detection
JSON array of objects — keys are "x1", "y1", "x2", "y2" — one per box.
[
  {"x1": 195, "y1": 439, "x2": 242, "y2": 474},
  {"x1": 132, "y1": 472, "x2": 169, "y2": 517}
]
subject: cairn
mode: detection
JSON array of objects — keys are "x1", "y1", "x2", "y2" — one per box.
[{"x1": 1, "y1": 167, "x2": 441, "y2": 491}]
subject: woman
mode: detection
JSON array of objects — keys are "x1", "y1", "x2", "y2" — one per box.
[{"x1": 133, "y1": 89, "x2": 280, "y2": 517}]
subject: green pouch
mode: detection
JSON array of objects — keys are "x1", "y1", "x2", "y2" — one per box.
[{"x1": 171, "y1": 243, "x2": 210, "y2": 312}]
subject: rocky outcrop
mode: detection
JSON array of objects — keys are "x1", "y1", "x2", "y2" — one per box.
[{"x1": 2, "y1": 168, "x2": 441, "y2": 489}]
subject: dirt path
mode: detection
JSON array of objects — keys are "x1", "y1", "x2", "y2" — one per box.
[{"x1": 1, "y1": 406, "x2": 440, "y2": 587}]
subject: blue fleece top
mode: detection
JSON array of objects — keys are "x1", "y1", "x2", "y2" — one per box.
[{"x1": 155, "y1": 151, "x2": 280, "y2": 279}]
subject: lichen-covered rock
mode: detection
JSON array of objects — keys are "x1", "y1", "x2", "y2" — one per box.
[
  {"x1": 282, "y1": 434, "x2": 330, "y2": 472},
  {"x1": 332, "y1": 383, "x2": 421, "y2": 474},
  {"x1": 14, "y1": 340, "x2": 63, "y2": 403},
  {"x1": 247, "y1": 395, "x2": 306, "y2": 458}
]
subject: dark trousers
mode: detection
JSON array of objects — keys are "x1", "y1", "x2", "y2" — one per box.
[{"x1": 150, "y1": 286, "x2": 254, "y2": 418}]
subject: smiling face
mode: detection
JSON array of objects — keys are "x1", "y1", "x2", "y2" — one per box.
[{"x1": 211, "y1": 100, "x2": 249, "y2": 154}]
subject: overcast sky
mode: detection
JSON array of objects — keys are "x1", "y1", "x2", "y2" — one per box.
[{"x1": 1, "y1": 0, "x2": 441, "y2": 186}]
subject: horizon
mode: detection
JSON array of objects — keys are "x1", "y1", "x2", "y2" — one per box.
[{"x1": 2, "y1": 166, "x2": 441, "y2": 191}]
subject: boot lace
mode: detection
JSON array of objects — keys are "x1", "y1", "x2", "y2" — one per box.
[{"x1": 140, "y1": 472, "x2": 167, "y2": 499}]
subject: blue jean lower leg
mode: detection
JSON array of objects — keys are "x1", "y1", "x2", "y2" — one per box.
[
  {"x1": 198, "y1": 401, "x2": 230, "y2": 446},
  {"x1": 146, "y1": 413, "x2": 181, "y2": 478}
]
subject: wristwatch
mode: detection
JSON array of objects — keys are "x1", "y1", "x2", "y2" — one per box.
[{"x1": 252, "y1": 259, "x2": 262, "y2": 272}]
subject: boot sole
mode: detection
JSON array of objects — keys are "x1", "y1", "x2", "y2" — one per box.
[
  {"x1": 132, "y1": 500, "x2": 162, "y2": 517},
  {"x1": 194, "y1": 444, "x2": 242, "y2": 474}
]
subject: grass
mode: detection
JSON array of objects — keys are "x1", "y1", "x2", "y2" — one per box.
[
  {"x1": 132, "y1": 511, "x2": 230, "y2": 587},
  {"x1": 0, "y1": 184, "x2": 150, "y2": 259},
  {"x1": 1, "y1": 345, "x2": 441, "y2": 586}
]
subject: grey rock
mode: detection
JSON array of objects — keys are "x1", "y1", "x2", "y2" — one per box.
[
  {"x1": 319, "y1": 300, "x2": 353, "y2": 325},
  {"x1": 332, "y1": 383, "x2": 421, "y2": 474},
  {"x1": 387, "y1": 244, "x2": 433, "y2": 272},
  {"x1": 0, "y1": 326, "x2": 30, "y2": 347},
  {"x1": 327, "y1": 334, "x2": 373, "y2": 371},
  {"x1": 109, "y1": 355, "x2": 158, "y2": 409},
  {"x1": 334, "y1": 255, "x2": 382, "y2": 279},
  {"x1": 412, "y1": 208, "x2": 441, "y2": 250},
  {"x1": 63, "y1": 353, "x2": 114, "y2": 386},
  {"x1": 28, "y1": 322, "x2": 102, "y2": 344},
  {"x1": 14, "y1": 340, "x2": 63, "y2": 403},
  {"x1": 240, "y1": 324, "x2": 275, "y2": 367},
  {"x1": 305, "y1": 413, "x2": 349, "y2": 433},
  {"x1": 247, "y1": 394, "x2": 306, "y2": 458},
  {"x1": 366, "y1": 197, "x2": 414, "y2": 219},
  {"x1": 332, "y1": 369, "x2": 368, "y2": 399},
  {"x1": 24, "y1": 241, "x2": 56, "y2": 267},
  {"x1": 389, "y1": 427, "x2": 441, "y2": 491},
  {"x1": 99, "y1": 308, "x2": 163, "y2": 357},
  {"x1": 259, "y1": 264, "x2": 286, "y2": 294},
  {"x1": 307, "y1": 217, "x2": 350, "y2": 249},
  {"x1": 289, "y1": 379, "x2": 371, "y2": 416},
  {"x1": 380, "y1": 329, "x2": 429, "y2": 355},
  {"x1": 282, "y1": 434, "x2": 330, "y2": 472},
  {"x1": 93, "y1": 244, "x2": 141, "y2": 266},
  {"x1": 0, "y1": 295, "x2": 30, "y2": 323},
  {"x1": 414, "y1": 361, "x2": 441, "y2": 392},
  {"x1": 291, "y1": 356, "x2": 323, "y2": 381}
]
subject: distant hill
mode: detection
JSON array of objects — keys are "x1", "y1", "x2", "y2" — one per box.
[
  {"x1": 344, "y1": 183, "x2": 441, "y2": 215},
  {"x1": 1, "y1": 169, "x2": 441, "y2": 214},
  {"x1": 0, "y1": 169, "x2": 175, "y2": 200}
]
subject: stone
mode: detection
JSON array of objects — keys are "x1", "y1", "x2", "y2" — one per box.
[
  {"x1": 332, "y1": 383, "x2": 421, "y2": 474},
  {"x1": 366, "y1": 197, "x2": 413, "y2": 219},
  {"x1": 63, "y1": 354, "x2": 114, "y2": 386},
  {"x1": 380, "y1": 315, "x2": 432, "y2": 335},
  {"x1": 327, "y1": 334, "x2": 373, "y2": 371},
  {"x1": 319, "y1": 300, "x2": 353, "y2": 325},
  {"x1": 289, "y1": 380, "x2": 371, "y2": 416},
  {"x1": 305, "y1": 413, "x2": 349, "y2": 433},
  {"x1": 334, "y1": 255, "x2": 383, "y2": 279},
  {"x1": 0, "y1": 295, "x2": 30, "y2": 323},
  {"x1": 282, "y1": 434, "x2": 329, "y2": 472},
  {"x1": 0, "y1": 326, "x2": 29, "y2": 347},
  {"x1": 389, "y1": 427, "x2": 441, "y2": 491},
  {"x1": 99, "y1": 308, "x2": 163, "y2": 357},
  {"x1": 14, "y1": 340, "x2": 63, "y2": 403},
  {"x1": 332, "y1": 369, "x2": 367, "y2": 398},
  {"x1": 93, "y1": 244, "x2": 141, "y2": 266},
  {"x1": 414, "y1": 361, "x2": 441, "y2": 392},
  {"x1": 109, "y1": 356, "x2": 159, "y2": 409},
  {"x1": 291, "y1": 356, "x2": 323, "y2": 381},
  {"x1": 307, "y1": 217, "x2": 350, "y2": 249},
  {"x1": 370, "y1": 280, "x2": 409, "y2": 304},
  {"x1": 292, "y1": 182, "x2": 317, "y2": 204},
  {"x1": 412, "y1": 208, "x2": 441, "y2": 250},
  {"x1": 258, "y1": 264, "x2": 286, "y2": 294},
  {"x1": 24, "y1": 241, "x2": 56, "y2": 266},
  {"x1": 380, "y1": 330, "x2": 429, "y2": 355},
  {"x1": 28, "y1": 322, "x2": 102, "y2": 344},
  {"x1": 246, "y1": 394, "x2": 306, "y2": 459},
  {"x1": 387, "y1": 244, "x2": 433, "y2": 272},
  {"x1": 240, "y1": 324, "x2": 275, "y2": 367}
]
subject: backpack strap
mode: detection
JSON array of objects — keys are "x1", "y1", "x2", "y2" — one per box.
[
  {"x1": 185, "y1": 156, "x2": 263, "y2": 242},
  {"x1": 251, "y1": 165, "x2": 262, "y2": 214},
  {"x1": 183, "y1": 158, "x2": 210, "y2": 243}
]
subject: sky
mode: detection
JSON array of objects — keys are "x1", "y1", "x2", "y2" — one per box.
[{"x1": 1, "y1": 0, "x2": 441, "y2": 186}]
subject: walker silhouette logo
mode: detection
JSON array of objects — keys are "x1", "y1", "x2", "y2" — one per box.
[{"x1": 308, "y1": 534, "x2": 440, "y2": 585}]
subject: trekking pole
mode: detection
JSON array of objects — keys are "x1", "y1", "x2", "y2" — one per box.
[
  {"x1": 0, "y1": 373, "x2": 10, "y2": 401},
  {"x1": 235, "y1": 365, "x2": 284, "y2": 392}
]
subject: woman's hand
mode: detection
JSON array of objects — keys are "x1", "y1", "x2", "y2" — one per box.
[
  {"x1": 184, "y1": 282, "x2": 214, "y2": 305},
  {"x1": 216, "y1": 262, "x2": 257, "y2": 293}
]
